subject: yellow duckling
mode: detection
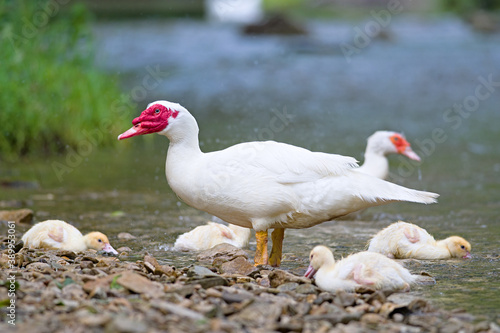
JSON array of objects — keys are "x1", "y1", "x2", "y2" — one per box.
[
  {"x1": 305, "y1": 245, "x2": 418, "y2": 292},
  {"x1": 173, "y1": 222, "x2": 251, "y2": 251},
  {"x1": 367, "y1": 221, "x2": 471, "y2": 259},
  {"x1": 22, "y1": 220, "x2": 118, "y2": 254}
]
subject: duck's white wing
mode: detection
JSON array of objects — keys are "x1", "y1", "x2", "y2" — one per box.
[{"x1": 209, "y1": 140, "x2": 359, "y2": 184}]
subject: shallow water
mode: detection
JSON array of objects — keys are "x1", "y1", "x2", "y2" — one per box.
[{"x1": 2, "y1": 15, "x2": 500, "y2": 320}]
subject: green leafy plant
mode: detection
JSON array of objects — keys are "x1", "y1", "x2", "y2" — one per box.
[{"x1": 0, "y1": 1, "x2": 132, "y2": 160}]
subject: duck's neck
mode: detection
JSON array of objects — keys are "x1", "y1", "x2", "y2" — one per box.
[
  {"x1": 165, "y1": 113, "x2": 203, "y2": 182},
  {"x1": 358, "y1": 149, "x2": 390, "y2": 180},
  {"x1": 434, "y1": 239, "x2": 453, "y2": 258},
  {"x1": 82, "y1": 234, "x2": 94, "y2": 251}
]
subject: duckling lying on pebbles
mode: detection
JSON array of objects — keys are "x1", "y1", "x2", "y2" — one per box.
[
  {"x1": 22, "y1": 219, "x2": 118, "y2": 254},
  {"x1": 305, "y1": 245, "x2": 419, "y2": 292},
  {"x1": 367, "y1": 221, "x2": 471, "y2": 259},
  {"x1": 174, "y1": 222, "x2": 251, "y2": 251}
]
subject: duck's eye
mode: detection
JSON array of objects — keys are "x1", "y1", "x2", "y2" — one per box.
[
  {"x1": 98, "y1": 239, "x2": 103, "y2": 243},
  {"x1": 460, "y1": 245, "x2": 465, "y2": 249},
  {"x1": 394, "y1": 137, "x2": 400, "y2": 141},
  {"x1": 155, "y1": 108, "x2": 160, "y2": 114},
  {"x1": 310, "y1": 254, "x2": 314, "y2": 260}
]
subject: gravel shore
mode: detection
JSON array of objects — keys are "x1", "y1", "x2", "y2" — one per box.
[{"x1": 1, "y1": 237, "x2": 499, "y2": 333}]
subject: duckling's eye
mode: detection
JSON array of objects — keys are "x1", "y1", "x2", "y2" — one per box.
[
  {"x1": 155, "y1": 108, "x2": 160, "y2": 114},
  {"x1": 98, "y1": 239, "x2": 103, "y2": 243},
  {"x1": 460, "y1": 245, "x2": 465, "y2": 249},
  {"x1": 310, "y1": 254, "x2": 314, "y2": 260}
]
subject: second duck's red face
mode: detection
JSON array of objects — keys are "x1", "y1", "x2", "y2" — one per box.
[
  {"x1": 390, "y1": 133, "x2": 421, "y2": 161},
  {"x1": 118, "y1": 103, "x2": 179, "y2": 140}
]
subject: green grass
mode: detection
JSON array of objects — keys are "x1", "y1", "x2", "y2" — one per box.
[{"x1": 0, "y1": 1, "x2": 132, "y2": 161}]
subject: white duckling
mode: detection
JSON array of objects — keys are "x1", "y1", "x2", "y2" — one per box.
[
  {"x1": 305, "y1": 245, "x2": 418, "y2": 292},
  {"x1": 22, "y1": 220, "x2": 118, "y2": 254},
  {"x1": 118, "y1": 100, "x2": 438, "y2": 266},
  {"x1": 173, "y1": 222, "x2": 251, "y2": 251},
  {"x1": 367, "y1": 221, "x2": 471, "y2": 259},
  {"x1": 356, "y1": 131, "x2": 421, "y2": 180}
]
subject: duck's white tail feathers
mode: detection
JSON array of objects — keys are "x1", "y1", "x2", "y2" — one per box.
[{"x1": 351, "y1": 171, "x2": 439, "y2": 205}]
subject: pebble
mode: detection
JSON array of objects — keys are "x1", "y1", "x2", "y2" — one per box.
[{"x1": 0, "y1": 208, "x2": 33, "y2": 223}]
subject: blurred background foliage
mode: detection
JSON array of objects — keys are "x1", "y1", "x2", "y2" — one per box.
[
  {"x1": 0, "y1": 1, "x2": 132, "y2": 161},
  {"x1": 1, "y1": 0, "x2": 498, "y2": 160}
]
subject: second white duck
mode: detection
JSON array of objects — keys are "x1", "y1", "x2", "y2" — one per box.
[
  {"x1": 356, "y1": 131, "x2": 421, "y2": 180},
  {"x1": 118, "y1": 101, "x2": 439, "y2": 266}
]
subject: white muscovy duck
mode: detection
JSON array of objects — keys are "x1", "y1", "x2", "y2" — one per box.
[
  {"x1": 22, "y1": 220, "x2": 118, "y2": 254},
  {"x1": 304, "y1": 245, "x2": 419, "y2": 292},
  {"x1": 356, "y1": 131, "x2": 421, "y2": 180},
  {"x1": 118, "y1": 100, "x2": 438, "y2": 266},
  {"x1": 367, "y1": 221, "x2": 471, "y2": 259},
  {"x1": 173, "y1": 222, "x2": 251, "y2": 251}
]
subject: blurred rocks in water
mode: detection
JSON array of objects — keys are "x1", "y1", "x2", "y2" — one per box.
[{"x1": 0, "y1": 208, "x2": 33, "y2": 223}]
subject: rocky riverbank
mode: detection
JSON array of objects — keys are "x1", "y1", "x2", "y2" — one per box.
[{"x1": 0, "y1": 238, "x2": 499, "y2": 333}]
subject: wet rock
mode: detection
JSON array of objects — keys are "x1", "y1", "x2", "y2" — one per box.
[
  {"x1": 78, "y1": 313, "x2": 112, "y2": 327},
  {"x1": 469, "y1": 10, "x2": 499, "y2": 33},
  {"x1": 296, "y1": 283, "x2": 320, "y2": 295},
  {"x1": 219, "y1": 256, "x2": 258, "y2": 276},
  {"x1": 152, "y1": 301, "x2": 205, "y2": 320},
  {"x1": 197, "y1": 243, "x2": 248, "y2": 263},
  {"x1": 117, "y1": 246, "x2": 132, "y2": 253},
  {"x1": 116, "y1": 271, "x2": 164, "y2": 297},
  {"x1": 61, "y1": 283, "x2": 86, "y2": 300},
  {"x1": 164, "y1": 283, "x2": 198, "y2": 298},
  {"x1": 230, "y1": 300, "x2": 283, "y2": 327},
  {"x1": 334, "y1": 290, "x2": 357, "y2": 307},
  {"x1": 187, "y1": 265, "x2": 218, "y2": 278},
  {"x1": 26, "y1": 262, "x2": 51, "y2": 272},
  {"x1": 268, "y1": 269, "x2": 310, "y2": 288},
  {"x1": 187, "y1": 275, "x2": 229, "y2": 289},
  {"x1": 243, "y1": 13, "x2": 307, "y2": 35},
  {"x1": 106, "y1": 315, "x2": 148, "y2": 333},
  {"x1": 143, "y1": 254, "x2": 175, "y2": 276},
  {"x1": 361, "y1": 313, "x2": 387, "y2": 326},
  {"x1": 117, "y1": 232, "x2": 136, "y2": 240},
  {"x1": 220, "y1": 287, "x2": 255, "y2": 304},
  {"x1": 0, "y1": 209, "x2": 33, "y2": 223},
  {"x1": 277, "y1": 282, "x2": 299, "y2": 292},
  {"x1": 79, "y1": 260, "x2": 94, "y2": 269},
  {"x1": 305, "y1": 311, "x2": 362, "y2": 325}
]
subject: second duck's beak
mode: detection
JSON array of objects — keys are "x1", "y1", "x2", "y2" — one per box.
[{"x1": 401, "y1": 146, "x2": 421, "y2": 162}]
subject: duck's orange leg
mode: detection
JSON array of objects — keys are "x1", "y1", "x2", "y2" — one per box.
[
  {"x1": 269, "y1": 228, "x2": 285, "y2": 267},
  {"x1": 254, "y1": 230, "x2": 268, "y2": 266}
]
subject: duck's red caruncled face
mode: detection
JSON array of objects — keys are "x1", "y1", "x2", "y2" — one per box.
[{"x1": 118, "y1": 104, "x2": 179, "y2": 140}]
